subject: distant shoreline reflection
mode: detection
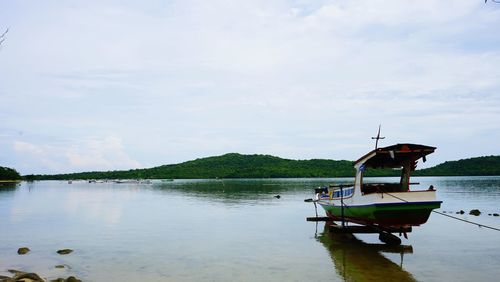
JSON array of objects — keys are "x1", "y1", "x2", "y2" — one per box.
[
  {"x1": 316, "y1": 222, "x2": 416, "y2": 282},
  {"x1": 0, "y1": 182, "x2": 19, "y2": 192}
]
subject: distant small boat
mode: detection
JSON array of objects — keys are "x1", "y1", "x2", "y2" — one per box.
[
  {"x1": 114, "y1": 179, "x2": 152, "y2": 184},
  {"x1": 114, "y1": 180, "x2": 135, "y2": 184},
  {"x1": 314, "y1": 143, "x2": 441, "y2": 229}
]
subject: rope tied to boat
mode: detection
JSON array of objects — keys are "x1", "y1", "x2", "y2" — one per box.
[{"x1": 381, "y1": 191, "x2": 500, "y2": 232}]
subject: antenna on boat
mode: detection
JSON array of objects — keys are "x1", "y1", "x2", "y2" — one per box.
[{"x1": 371, "y1": 125, "x2": 385, "y2": 149}]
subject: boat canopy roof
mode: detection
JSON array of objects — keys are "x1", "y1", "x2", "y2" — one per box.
[{"x1": 354, "y1": 143, "x2": 436, "y2": 169}]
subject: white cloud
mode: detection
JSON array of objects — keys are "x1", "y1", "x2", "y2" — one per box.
[
  {"x1": 12, "y1": 136, "x2": 140, "y2": 174},
  {"x1": 65, "y1": 136, "x2": 141, "y2": 169},
  {"x1": 14, "y1": 141, "x2": 44, "y2": 155}
]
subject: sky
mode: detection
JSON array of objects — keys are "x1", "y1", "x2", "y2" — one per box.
[{"x1": 1, "y1": 0, "x2": 500, "y2": 175}]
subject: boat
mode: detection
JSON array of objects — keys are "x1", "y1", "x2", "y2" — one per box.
[
  {"x1": 314, "y1": 143, "x2": 442, "y2": 229},
  {"x1": 113, "y1": 179, "x2": 153, "y2": 184}
]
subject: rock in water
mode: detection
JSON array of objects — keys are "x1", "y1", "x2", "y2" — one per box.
[
  {"x1": 49, "y1": 277, "x2": 82, "y2": 282},
  {"x1": 13, "y1": 272, "x2": 44, "y2": 282},
  {"x1": 469, "y1": 209, "x2": 481, "y2": 216},
  {"x1": 0, "y1": 275, "x2": 15, "y2": 282},
  {"x1": 493, "y1": 213, "x2": 499, "y2": 217},
  {"x1": 17, "y1": 247, "x2": 30, "y2": 255},
  {"x1": 57, "y1": 249, "x2": 73, "y2": 255}
]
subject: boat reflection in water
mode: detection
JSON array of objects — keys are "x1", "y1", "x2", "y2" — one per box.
[{"x1": 316, "y1": 223, "x2": 416, "y2": 282}]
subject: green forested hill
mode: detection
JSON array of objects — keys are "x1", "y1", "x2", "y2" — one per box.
[
  {"x1": 0, "y1": 166, "x2": 22, "y2": 180},
  {"x1": 414, "y1": 156, "x2": 500, "y2": 176},
  {"x1": 26, "y1": 153, "x2": 357, "y2": 180},
  {"x1": 24, "y1": 154, "x2": 500, "y2": 180}
]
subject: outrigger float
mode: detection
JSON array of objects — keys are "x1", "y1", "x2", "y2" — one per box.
[{"x1": 306, "y1": 141, "x2": 442, "y2": 245}]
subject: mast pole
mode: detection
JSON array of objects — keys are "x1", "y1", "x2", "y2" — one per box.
[{"x1": 371, "y1": 125, "x2": 385, "y2": 149}]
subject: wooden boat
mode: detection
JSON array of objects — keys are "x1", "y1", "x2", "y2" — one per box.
[{"x1": 316, "y1": 143, "x2": 441, "y2": 228}]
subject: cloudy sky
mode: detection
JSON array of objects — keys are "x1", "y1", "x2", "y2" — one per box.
[{"x1": 1, "y1": 0, "x2": 499, "y2": 175}]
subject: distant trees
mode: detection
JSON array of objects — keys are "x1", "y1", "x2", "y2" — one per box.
[
  {"x1": 26, "y1": 153, "x2": 354, "y2": 180},
  {"x1": 24, "y1": 153, "x2": 400, "y2": 180},
  {"x1": 414, "y1": 156, "x2": 500, "y2": 176},
  {"x1": 0, "y1": 166, "x2": 21, "y2": 180},
  {"x1": 22, "y1": 154, "x2": 500, "y2": 180}
]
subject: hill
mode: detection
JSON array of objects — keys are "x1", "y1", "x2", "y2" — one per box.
[
  {"x1": 414, "y1": 155, "x2": 500, "y2": 176},
  {"x1": 25, "y1": 153, "x2": 356, "y2": 180},
  {"x1": 23, "y1": 154, "x2": 500, "y2": 180}
]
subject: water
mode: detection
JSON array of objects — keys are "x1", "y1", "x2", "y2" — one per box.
[{"x1": 1, "y1": 177, "x2": 499, "y2": 281}]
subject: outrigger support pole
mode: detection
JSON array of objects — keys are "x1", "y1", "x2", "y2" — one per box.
[
  {"x1": 341, "y1": 187, "x2": 345, "y2": 228},
  {"x1": 313, "y1": 201, "x2": 318, "y2": 218}
]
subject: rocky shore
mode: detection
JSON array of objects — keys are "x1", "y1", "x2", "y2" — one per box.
[
  {"x1": 1, "y1": 248, "x2": 82, "y2": 282},
  {"x1": 0, "y1": 270, "x2": 81, "y2": 282}
]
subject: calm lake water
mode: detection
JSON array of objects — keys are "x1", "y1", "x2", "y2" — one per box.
[{"x1": 1, "y1": 177, "x2": 500, "y2": 281}]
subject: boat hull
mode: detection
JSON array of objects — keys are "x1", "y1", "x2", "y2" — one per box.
[{"x1": 319, "y1": 201, "x2": 442, "y2": 227}]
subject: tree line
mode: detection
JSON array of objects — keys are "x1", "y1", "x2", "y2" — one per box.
[
  {"x1": 14, "y1": 154, "x2": 500, "y2": 181},
  {"x1": 23, "y1": 153, "x2": 399, "y2": 180},
  {"x1": 0, "y1": 166, "x2": 21, "y2": 180}
]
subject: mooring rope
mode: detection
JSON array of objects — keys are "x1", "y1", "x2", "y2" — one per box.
[{"x1": 381, "y1": 191, "x2": 500, "y2": 232}]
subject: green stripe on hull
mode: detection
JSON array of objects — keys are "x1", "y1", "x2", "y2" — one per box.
[{"x1": 319, "y1": 201, "x2": 441, "y2": 226}]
